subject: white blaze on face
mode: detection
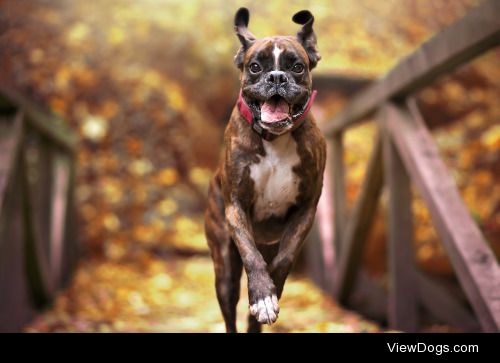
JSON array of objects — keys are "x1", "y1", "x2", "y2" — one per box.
[{"x1": 272, "y1": 44, "x2": 283, "y2": 70}]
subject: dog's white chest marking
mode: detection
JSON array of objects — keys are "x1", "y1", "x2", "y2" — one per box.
[{"x1": 250, "y1": 134, "x2": 301, "y2": 221}]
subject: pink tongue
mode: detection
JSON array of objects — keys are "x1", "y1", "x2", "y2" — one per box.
[{"x1": 261, "y1": 98, "x2": 290, "y2": 123}]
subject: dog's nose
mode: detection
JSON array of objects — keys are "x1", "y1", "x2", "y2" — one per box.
[{"x1": 266, "y1": 71, "x2": 288, "y2": 86}]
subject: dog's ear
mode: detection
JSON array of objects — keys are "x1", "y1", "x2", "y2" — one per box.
[
  {"x1": 234, "y1": 7, "x2": 256, "y2": 70},
  {"x1": 292, "y1": 10, "x2": 321, "y2": 69}
]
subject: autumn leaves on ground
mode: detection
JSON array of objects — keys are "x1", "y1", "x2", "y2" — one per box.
[{"x1": 1, "y1": 0, "x2": 498, "y2": 332}]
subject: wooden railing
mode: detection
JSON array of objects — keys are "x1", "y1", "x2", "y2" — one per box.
[
  {"x1": 0, "y1": 86, "x2": 78, "y2": 332},
  {"x1": 319, "y1": 0, "x2": 500, "y2": 332}
]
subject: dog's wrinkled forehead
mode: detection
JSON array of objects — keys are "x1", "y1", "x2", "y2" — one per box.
[
  {"x1": 243, "y1": 36, "x2": 310, "y2": 69},
  {"x1": 234, "y1": 8, "x2": 321, "y2": 70}
]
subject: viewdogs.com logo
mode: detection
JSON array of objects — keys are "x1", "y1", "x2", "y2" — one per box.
[{"x1": 387, "y1": 343, "x2": 479, "y2": 355}]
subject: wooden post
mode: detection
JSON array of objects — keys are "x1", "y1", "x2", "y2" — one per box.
[
  {"x1": 330, "y1": 132, "x2": 347, "y2": 256},
  {"x1": 49, "y1": 153, "x2": 71, "y2": 285},
  {"x1": 36, "y1": 137, "x2": 53, "y2": 267},
  {"x1": 60, "y1": 153, "x2": 78, "y2": 286},
  {"x1": 335, "y1": 134, "x2": 383, "y2": 304},
  {"x1": 0, "y1": 111, "x2": 23, "y2": 220},
  {"x1": 382, "y1": 106, "x2": 418, "y2": 331},
  {"x1": 21, "y1": 136, "x2": 54, "y2": 307}
]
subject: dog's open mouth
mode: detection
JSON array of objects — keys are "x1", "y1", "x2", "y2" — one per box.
[
  {"x1": 245, "y1": 92, "x2": 309, "y2": 133},
  {"x1": 259, "y1": 95, "x2": 293, "y2": 130},
  {"x1": 261, "y1": 95, "x2": 290, "y2": 123}
]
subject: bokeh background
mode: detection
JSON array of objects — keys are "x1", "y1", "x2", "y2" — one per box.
[{"x1": 0, "y1": 0, "x2": 498, "y2": 332}]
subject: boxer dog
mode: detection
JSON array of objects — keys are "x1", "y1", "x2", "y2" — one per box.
[{"x1": 204, "y1": 7, "x2": 326, "y2": 333}]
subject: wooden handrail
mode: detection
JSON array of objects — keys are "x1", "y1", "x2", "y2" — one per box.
[
  {"x1": 0, "y1": 86, "x2": 77, "y2": 153},
  {"x1": 321, "y1": 0, "x2": 500, "y2": 136}
]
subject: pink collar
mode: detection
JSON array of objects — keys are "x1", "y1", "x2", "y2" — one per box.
[{"x1": 237, "y1": 90, "x2": 317, "y2": 141}]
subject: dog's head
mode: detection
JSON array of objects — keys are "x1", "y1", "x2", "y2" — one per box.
[{"x1": 234, "y1": 8, "x2": 320, "y2": 135}]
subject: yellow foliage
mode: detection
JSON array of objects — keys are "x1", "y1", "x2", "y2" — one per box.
[
  {"x1": 103, "y1": 213, "x2": 121, "y2": 232},
  {"x1": 189, "y1": 167, "x2": 211, "y2": 188},
  {"x1": 66, "y1": 22, "x2": 89, "y2": 43},
  {"x1": 481, "y1": 124, "x2": 500, "y2": 148},
  {"x1": 81, "y1": 115, "x2": 108, "y2": 142},
  {"x1": 157, "y1": 168, "x2": 178, "y2": 186},
  {"x1": 157, "y1": 198, "x2": 178, "y2": 216},
  {"x1": 108, "y1": 26, "x2": 126, "y2": 45},
  {"x1": 128, "y1": 158, "x2": 153, "y2": 176},
  {"x1": 25, "y1": 257, "x2": 382, "y2": 332}
]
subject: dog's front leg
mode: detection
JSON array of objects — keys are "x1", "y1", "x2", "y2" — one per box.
[
  {"x1": 225, "y1": 203, "x2": 280, "y2": 325},
  {"x1": 268, "y1": 204, "x2": 317, "y2": 298}
]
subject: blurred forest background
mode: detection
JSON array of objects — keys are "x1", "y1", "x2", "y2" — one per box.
[{"x1": 0, "y1": 0, "x2": 499, "y2": 332}]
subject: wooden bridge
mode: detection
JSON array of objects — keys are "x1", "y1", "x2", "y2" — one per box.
[
  {"x1": 0, "y1": 0, "x2": 499, "y2": 332},
  {"x1": 311, "y1": 0, "x2": 500, "y2": 332}
]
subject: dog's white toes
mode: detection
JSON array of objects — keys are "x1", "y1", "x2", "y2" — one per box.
[
  {"x1": 250, "y1": 303, "x2": 258, "y2": 316},
  {"x1": 264, "y1": 296, "x2": 277, "y2": 323},
  {"x1": 257, "y1": 300, "x2": 267, "y2": 323},
  {"x1": 252, "y1": 296, "x2": 279, "y2": 325},
  {"x1": 272, "y1": 295, "x2": 279, "y2": 313}
]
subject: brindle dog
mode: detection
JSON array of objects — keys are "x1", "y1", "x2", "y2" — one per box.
[{"x1": 204, "y1": 7, "x2": 326, "y2": 333}]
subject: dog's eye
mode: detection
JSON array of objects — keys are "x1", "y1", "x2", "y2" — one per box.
[
  {"x1": 292, "y1": 63, "x2": 305, "y2": 73},
  {"x1": 249, "y1": 63, "x2": 262, "y2": 74}
]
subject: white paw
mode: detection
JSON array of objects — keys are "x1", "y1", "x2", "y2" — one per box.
[{"x1": 249, "y1": 295, "x2": 279, "y2": 325}]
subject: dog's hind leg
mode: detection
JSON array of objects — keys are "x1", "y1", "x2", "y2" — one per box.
[
  {"x1": 214, "y1": 240, "x2": 242, "y2": 333},
  {"x1": 205, "y1": 175, "x2": 243, "y2": 333}
]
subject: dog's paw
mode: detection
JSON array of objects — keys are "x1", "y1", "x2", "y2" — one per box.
[
  {"x1": 249, "y1": 295, "x2": 279, "y2": 325},
  {"x1": 248, "y1": 272, "x2": 280, "y2": 325}
]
